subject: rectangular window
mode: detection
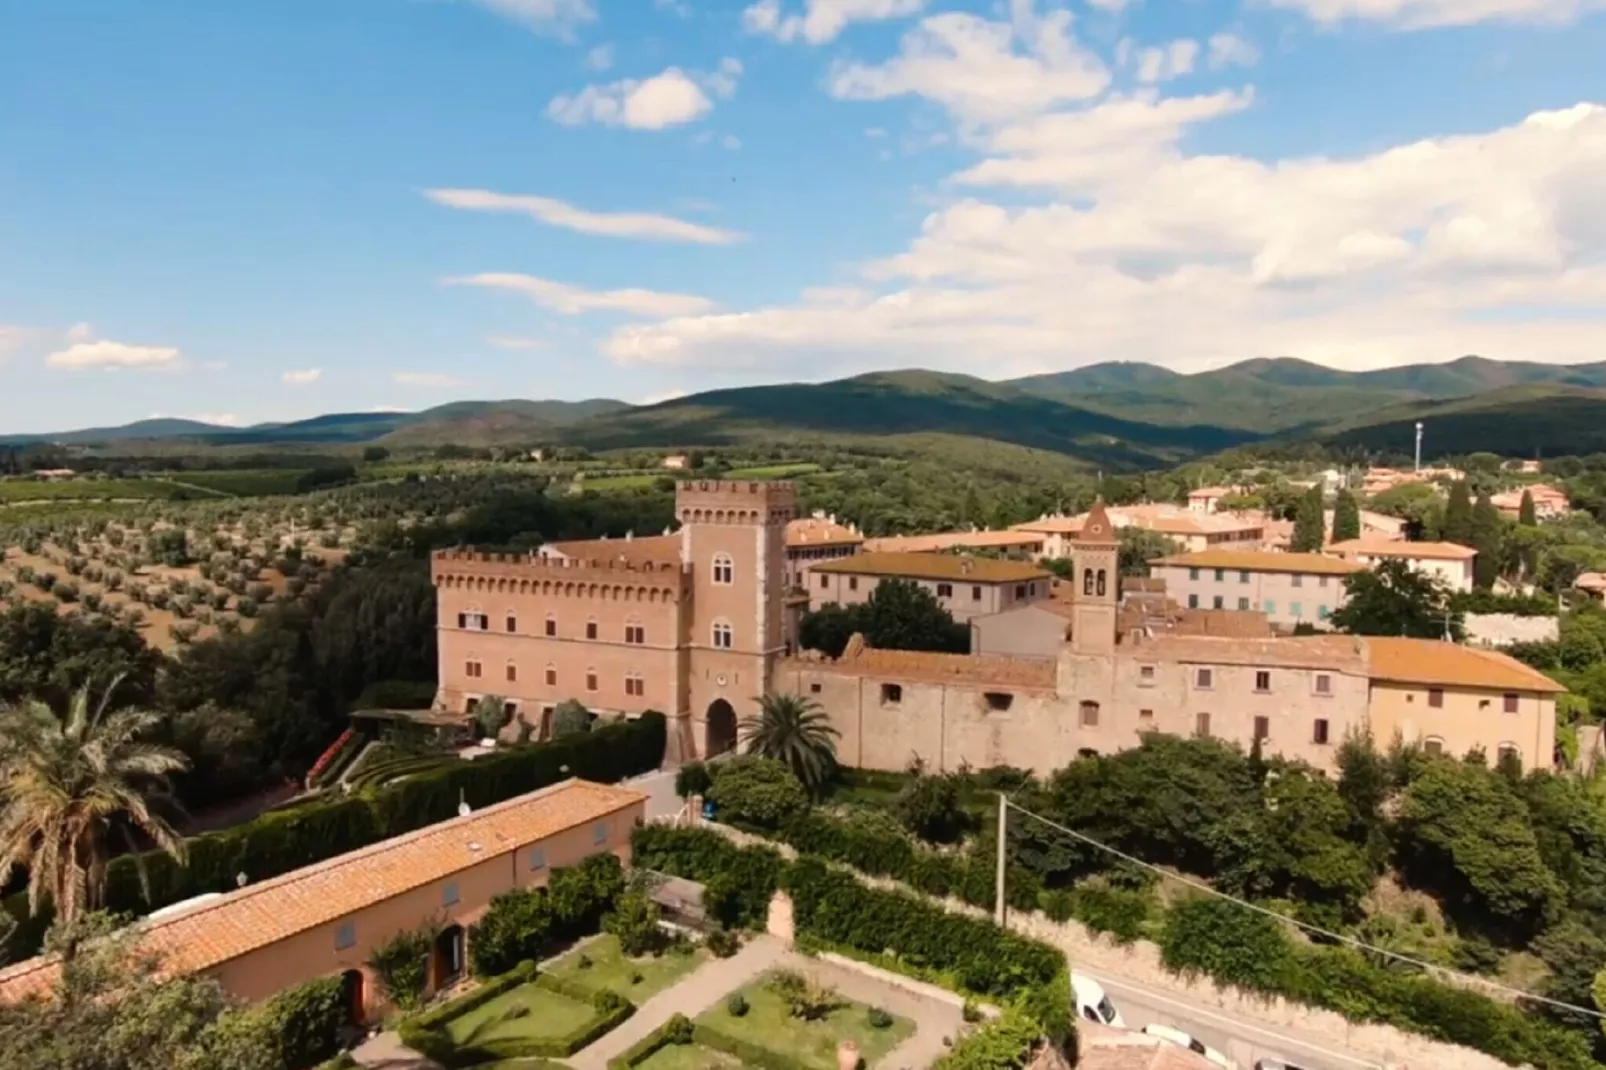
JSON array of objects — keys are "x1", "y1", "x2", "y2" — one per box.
[
  {"x1": 1314, "y1": 673, "x2": 1332, "y2": 695},
  {"x1": 809, "y1": 682, "x2": 822, "y2": 694},
  {"x1": 1428, "y1": 688, "x2": 1444, "y2": 708},
  {"x1": 545, "y1": 667, "x2": 557, "y2": 686},
  {"x1": 1079, "y1": 701, "x2": 1099, "y2": 727},
  {"x1": 545, "y1": 617, "x2": 557, "y2": 637},
  {"x1": 1292, "y1": 574, "x2": 1304, "y2": 588},
  {"x1": 1237, "y1": 597, "x2": 1249, "y2": 611},
  {"x1": 1188, "y1": 594, "x2": 1199, "y2": 609},
  {"x1": 1318, "y1": 605, "x2": 1331, "y2": 620},
  {"x1": 625, "y1": 624, "x2": 645, "y2": 644},
  {"x1": 819, "y1": 574, "x2": 828, "y2": 590},
  {"x1": 335, "y1": 921, "x2": 356, "y2": 951},
  {"x1": 1290, "y1": 602, "x2": 1303, "y2": 618},
  {"x1": 456, "y1": 612, "x2": 467, "y2": 629},
  {"x1": 985, "y1": 692, "x2": 1014, "y2": 711},
  {"x1": 1254, "y1": 670, "x2": 1271, "y2": 692},
  {"x1": 1318, "y1": 575, "x2": 1329, "y2": 588},
  {"x1": 593, "y1": 821, "x2": 610, "y2": 846},
  {"x1": 586, "y1": 672, "x2": 598, "y2": 692},
  {"x1": 1139, "y1": 708, "x2": 1154, "y2": 722},
  {"x1": 1189, "y1": 568, "x2": 1200, "y2": 580},
  {"x1": 1195, "y1": 712, "x2": 1211, "y2": 737},
  {"x1": 937, "y1": 583, "x2": 953, "y2": 598},
  {"x1": 1212, "y1": 595, "x2": 1224, "y2": 609},
  {"x1": 506, "y1": 615, "x2": 517, "y2": 633},
  {"x1": 466, "y1": 661, "x2": 481, "y2": 679},
  {"x1": 1253, "y1": 716, "x2": 1269, "y2": 741},
  {"x1": 848, "y1": 577, "x2": 859, "y2": 592},
  {"x1": 479, "y1": 615, "x2": 488, "y2": 631},
  {"x1": 625, "y1": 676, "x2": 644, "y2": 697},
  {"x1": 880, "y1": 683, "x2": 902, "y2": 705},
  {"x1": 443, "y1": 881, "x2": 460, "y2": 907},
  {"x1": 585, "y1": 621, "x2": 598, "y2": 640},
  {"x1": 506, "y1": 663, "x2": 517, "y2": 683},
  {"x1": 1503, "y1": 692, "x2": 1519, "y2": 714},
  {"x1": 1214, "y1": 568, "x2": 1225, "y2": 582},
  {"x1": 1239, "y1": 571, "x2": 1250, "y2": 584},
  {"x1": 972, "y1": 585, "x2": 982, "y2": 600},
  {"x1": 529, "y1": 847, "x2": 546, "y2": 871},
  {"x1": 1313, "y1": 719, "x2": 1330, "y2": 745},
  {"x1": 1138, "y1": 665, "x2": 1156, "y2": 686},
  {"x1": 1015, "y1": 584, "x2": 1027, "y2": 599},
  {"x1": 1195, "y1": 668, "x2": 1213, "y2": 690},
  {"x1": 1264, "y1": 599, "x2": 1276, "y2": 615}
]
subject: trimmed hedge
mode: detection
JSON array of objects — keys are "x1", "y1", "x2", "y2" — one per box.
[
  {"x1": 608, "y1": 1012, "x2": 694, "y2": 1070},
  {"x1": 631, "y1": 824, "x2": 785, "y2": 930},
  {"x1": 933, "y1": 1007, "x2": 1048, "y2": 1070},
  {"x1": 694, "y1": 1023, "x2": 811, "y2": 1070},
  {"x1": 255, "y1": 974, "x2": 347, "y2": 1070},
  {"x1": 402, "y1": 961, "x2": 537, "y2": 1038},
  {"x1": 401, "y1": 971, "x2": 636, "y2": 1067},
  {"x1": 2, "y1": 711, "x2": 666, "y2": 959}
]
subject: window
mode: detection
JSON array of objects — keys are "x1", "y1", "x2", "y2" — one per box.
[
  {"x1": 1080, "y1": 700, "x2": 1100, "y2": 727},
  {"x1": 712, "y1": 553, "x2": 734, "y2": 585},
  {"x1": 545, "y1": 665, "x2": 557, "y2": 687},
  {"x1": 1498, "y1": 743, "x2": 1522, "y2": 765},
  {"x1": 1428, "y1": 688, "x2": 1444, "y2": 709},
  {"x1": 1212, "y1": 595, "x2": 1224, "y2": 609},
  {"x1": 506, "y1": 614, "x2": 517, "y2": 633},
  {"x1": 443, "y1": 881, "x2": 460, "y2": 907},
  {"x1": 1096, "y1": 569, "x2": 1107, "y2": 597},
  {"x1": 1084, "y1": 569, "x2": 1095, "y2": 596},
  {"x1": 625, "y1": 620, "x2": 645, "y2": 645},
  {"x1": 880, "y1": 683, "x2": 902, "y2": 705},
  {"x1": 1139, "y1": 708, "x2": 1154, "y2": 723},
  {"x1": 1290, "y1": 602, "x2": 1303, "y2": 618},
  {"x1": 465, "y1": 659, "x2": 482, "y2": 679},
  {"x1": 335, "y1": 921, "x2": 356, "y2": 951},
  {"x1": 1291, "y1": 574, "x2": 1304, "y2": 588},
  {"x1": 1138, "y1": 664, "x2": 1156, "y2": 686},
  {"x1": 1015, "y1": 584, "x2": 1027, "y2": 599},
  {"x1": 1318, "y1": 575, "x2": 1330, "y2": 588},
  {"x1": 545, "y1": 614, "x2": 557, "y2": 637},
  {"x1": 937, "y1": 583, "x2": 953, "y2": 598},
  {"x1": 1188, "y1": 594, "x2": 1199, "y2": 609},
  {"x1": 1254, "y1": 670, "x2": 1271, "y2": 692},
  {"x1": 625, "y1": 674, "x2": 644, "y2": 697},
  {"x1": 1314, "y1": 673, "x2": 1332, "y2": 696},
  {"x1": 585, "y1": 669, "x2": 598, "y2": 692},
  {"x1": 1195, "y1": 712, "x2": 1211, "y2": 737},
  {"x1": 1214, "y1": 568, "x2": 1225, "y2": 582},
  {"x1": 1253, "y1": 716, "x2": 1269, "y2": 741},
  {"x1": 529, "y1": 847, "x2": 546, "y2": 871},
  {"x1": 819, "y1": 574, "x2": 829, "y2": 590},
  {"x1": 1318, "y1": 605, "x2": 1330, "y2": 620},
  {"x1": 1195, "y1": 668, "x2": 1213, "y2": 689},
  {"x1": 848, "y1": 576, "x2": 859, "y2": 592},
  {"x1": 585, "y1": 618, "x2": 598, "y2": 640},
  {"x1": 972, "y1": 585, "x2": 982, "y2": 600},
  {"x1": 1313, "y1": 719, "x2": 1330, "y2": 745},
  {"x1": 1423, "y1": 737, "x2": 1445, "y2": 756},
  {"x1": 1189, "y1": 568, "x2": 1200, "y2": 580},
  {"x1": 506, "y1": 662, "x2": 517, "y2": 683},
  {"x1": 1264, "y1": 599, "x2": 1276, "y2": 615},
  {"x1": 985, "y1": 691, "x2": 1014, "y2": 711},
  {"x1": 1237, "y1": 597, "x2": 1250, "y2": 611},
  {"x1": 593, "y1": 821, "x2": 610, "y2": 845},
  {"x1": 712, "y1": 621, "x2": 733, "y2": 649},
  {"x1": 809, "y1": 682, "x2": 822, "y2": 694},
  {"x1": 1239, "y1": 570, "x2": 1250, "y2": 584},
  {"x1": 1503, "y1": 692, "x2": 1519, "y2": 714},
  {"x1": 456, "y1": 612, "x2": 467, "y2": 629}
]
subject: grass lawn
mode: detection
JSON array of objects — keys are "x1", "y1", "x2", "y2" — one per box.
[
  {"x1": 696, "y1": 975, "x2": 915, "y2": 1070},
  {"x1": 443, "y1": 983, "x2": 592, "y2": 1048},
  {"x1": 635, "y1": 1042, "x2": 744, "y2": 1070},
  {"x1": 723, "y1": 463, "x2": 824, "y2": 478},
  {"x1": 545, "y1": 934, "x2": 710, "y2": 1002}
]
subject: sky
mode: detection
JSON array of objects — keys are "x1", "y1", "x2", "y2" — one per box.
[{"x1": 2, "y1": 0, "x2": 1605, "y2": 433}]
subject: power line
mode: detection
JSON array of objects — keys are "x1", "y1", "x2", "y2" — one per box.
[{"x1": 1001, "y1": 797, "x2": 1603, "y2": 1020}]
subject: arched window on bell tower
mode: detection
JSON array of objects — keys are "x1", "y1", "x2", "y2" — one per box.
[
  {"x1": 1096, "y1": 569, "x2": 1107, "y2": 598},
  {"x1": 1083, "y1": 568, "x2": 1095, "y2": 596}
]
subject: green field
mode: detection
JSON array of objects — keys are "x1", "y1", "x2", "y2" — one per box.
[
  {"x1": 577, "y1": 473, "x2": 664, "y2": 491},
  {"x1": 172, "y1": 469, "x2": 310, "y2": 496},
  {"x1": 0, "y1": 478, "x2": 198, "y2": 503},
  {"x1": 723, "y1": 463, "x2": 824, "y2": 478},
  {"x1": 443, "y1": 984, "x2": 592, "y2": 1048},
  {"x1": 696, "y1": 976, "x2": 913, "y2": 1070}
]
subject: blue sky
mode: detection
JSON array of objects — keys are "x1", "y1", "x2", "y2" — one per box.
[{"x1": 2, "y1": 0, "x2": 1604, "y2": 432}]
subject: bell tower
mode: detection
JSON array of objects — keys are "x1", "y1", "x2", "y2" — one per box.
[{"x1": 1070, "y1": 501, "x2": 1119, "y2": 657}]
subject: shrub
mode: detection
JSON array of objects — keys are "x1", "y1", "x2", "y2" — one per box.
[
  {"x1": 255, "y1": 975, "x2": 347, "y2": 1070},
  {"x1": 553, "y1": 699, "x2": 592, "y2": 739},
  {"x1": 767, "y1": 969, "x2": 842, "y2": 1021},
  {"x1": 896, "y1": 773, "x2": 970, "y2": 843},
  {"x1": 707, "y1": 756, "x2": 810, "y2": 829},
  {"x1": 726, "y1": 993, "x2": 749, "y2": 1017},
  {"x1": 609, "y1": 1013, "x2": 695, "y2": 1070},
  {"x1": 867, "y1": 1006, "x2": 893, "y2": 1029},
  {"x1": 1161, "y1": 896, "x2": 1294, "y2": 996},
  {"x1": 933, "y1": 1007, "x2": 1045, "y2": 1070},
  {"x1": 631, "y1": 825, "x2": 783, "y2": 930},
  {"x1": 1071, "y1": 882, "x2": 1150, "y2": 944},
  {"x1": 705, "y1": 927, "x2": 741, "y2": 958},
  {"x1": 470, "y1": 853, "x2": 626, "y2": 976},
  {"x1": 675, "y1": 761, "x2": 713, "y2": 801},
  {"x1": 603, "y1": 882, "x2": 664, "y2": 957},
  {"x1": 367, "y1": 918, "x2": 440, "y2": 1012}
]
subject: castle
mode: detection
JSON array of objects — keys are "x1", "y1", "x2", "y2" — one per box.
[{"x1": 434, "y1": 481, "x2": 1562, "y2": 775}]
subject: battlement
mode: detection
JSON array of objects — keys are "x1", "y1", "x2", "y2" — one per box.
[
  {"x1": 675, "y1": 479, "x2": 797, "y2": 526},
  {"x1": 431, "y1": 548, "x2": 691, "y2": 598}
]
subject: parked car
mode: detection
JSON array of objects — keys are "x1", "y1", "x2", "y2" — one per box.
[
  {"x1": 1071, "y1": 971, "x2": 1125, "y2": 1028},
  {"x1": 1141, "y1": 1024, "x2": 1234, "y2": 1069}
]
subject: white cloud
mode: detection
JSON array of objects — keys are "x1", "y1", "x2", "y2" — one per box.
[
  {"x1": 467, "y1": 0, "x2": 596, "y2": 35},
  {"x1": 65, "y1": 322, "x2": 94, "y2": 343},
  {"x1": 486, "y1": 335, "x2": 547, "y2": 350},
  {"x1": 1134, "y1": 39, "x2": 1199, "y2": 83},
  {"x1": 444, "y1": 273, "x2": 716, "y2": 318},
  {"x1": 827, "y1": 3, "x2": 1110, "y2": 125},
  {"x1": 587, "y1": 44, "x2": 614, "y2": 71},
  {"x1": 1262, "y1": 0, "x2": 1606, "y2": 28},
  {"x1": 1086, "y1": 0, "x2": 1134, "y2": 10},
  {"x1": 547, "y1": 61, "x2": 740, "y2": 130},
  {"x1": 423, "y1": 188, "x2": 744, "y2": 244},
  {"x1": 723, "y1": 134, "x2": 742, "y2": 150},
  {"x1": 282, "y1": 368, "x2": 323, "y2": 385},
  {"x1": 46, "y1": 340, "x2": 182, "y2": 370},
  {"x1": 393, "y1": 372, "x2": 466, "y2": 388},
  {"x1": 743, "y1": 0, "x2": 927, "y2": 45},
  {"x1": 1206, "y1": 32, "x2": 1260, "y2": 70}
]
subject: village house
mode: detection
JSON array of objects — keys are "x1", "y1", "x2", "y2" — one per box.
[
  {"x1": 1013, "y1": 505, "x2": 1264, "y2": 557},
  {"x1": 1326, "y1": 538, "x2": 1478, "y2": 593},
  {"x1": 1146, "y1": 549, "x2": 1363, "y2": 630},
  {"x1": 809, "y1": 551, "x2": 1053, "y2": 625},
  {"x1": 1491, "y1": 483, "x2": 1570, "y2": 520},
  {"x1": 784, "y1": 511, "x2": 863, "y2": 590},
  {"x1": 1185, "y1": 486, "x2": 1235, "y2": 513},
  {"x1": 0, "y1": 779, "x2": 646, "y2": 1021},
  {"x1": 861, "y1": 529, "x2": 1046, "y2": 557}
]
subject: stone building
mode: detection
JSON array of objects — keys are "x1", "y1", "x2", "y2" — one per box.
[
  {"x1": 807, "y1": 551, "x2": 1053, "y2": 625},
  {"x1": 1326, "y1": 538, "x2": 1477, "y2": 593},
  {"x1": 1146, "y1": 549, "x2": 1363, "y2": 630},
  {"x1": 784, "y1": 511, "x2": 863, "y2": 590}
]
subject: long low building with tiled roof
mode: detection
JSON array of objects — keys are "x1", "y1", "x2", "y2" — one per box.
[
  {"x1": 0, "y1": 779, "x2": 647, "y2": 1020},
  {"x1": 807, "y1": 551, "x2": 1053, "y2": 624},
  {"x1": 1147, "y1": 549, "x2": 1364, "y2": 631}
]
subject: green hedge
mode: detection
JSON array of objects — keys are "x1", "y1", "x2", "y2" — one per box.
[
  {"x1": 254, "y1": 975, "x2": 347, "y2": 1070},
  {"x1": 608, "y1": 1013, "x2": 694, "y2": 1070},
  {"x1": 933, "y1": 1007, "x2": 1047, "y2": 1070},
  {"x1": 695, "y1": 1024, "x2": 811, "y2": 1070},
  {"x1": 400, "y1": 971, "x2": 636, "y2": 1067},
  {"x1": 402, "y1": 961, "x2": 537, "y2": 1038},
  {"x1": 3, "y1": 712, "x2": 666, "y2": 959},
  {"x1": 631, "y1": 824, "x2": 785, "y2": 930}
]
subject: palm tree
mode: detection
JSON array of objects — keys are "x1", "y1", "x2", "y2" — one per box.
[
  {"x1": 0, "y1": 678, "x2": 190, "y2": 924},
  {"x1": 739, "y1": 692, "x2": 839, "y2": 794}
]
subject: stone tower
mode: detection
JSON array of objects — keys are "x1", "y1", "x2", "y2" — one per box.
[
  {"x1": 675, "y1": 480, "x2": 797, "y2": 759},
  {"x1": 1070, "y1": 500, "x2": 1119, "y2": 657}
]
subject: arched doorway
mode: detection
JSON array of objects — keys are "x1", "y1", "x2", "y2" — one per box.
[
  {"x1": 434, "y1": 925, "x2": 465, "y2": 990},
  {"x1": 338, "y1": 969, "x2": 365, "y2": 1025},
  {"x1": 705, "y1": 699, "x2": 738, "y2": 758}
]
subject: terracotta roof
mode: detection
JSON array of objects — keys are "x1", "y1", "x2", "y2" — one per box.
[
  {"x1": 1576, "y1": 571, "x2": 1606, "y2": 592},
  {"x1": 1017, "y1": 505, "x2": 1265, "y2": 540},
  {"x1": 0, "y1": 779, "x2": 647, "y2": 1004},
  {"x1": 541, "y1": 533, "x2": 681, "y2": 566},
  {"x1": 1149, "y1": 549, "x2": 1364, "y2": 577},
  {"x1": 786, "y1": 516, "x2": 863, "y2": 549},
  {"x1": 813, "y1": 551, "x2": 1050, "y2": 584},
  {"x1": 1013, "y1": 515, "x2": 1085, "y2": 535},
  {"x1": 1127, "y1": 633, "x2": 1368, "y2": 673},
  {"x1": 792, "y1": 641, "x2": 1058, "y2": 690},
  {"x1": 1186, "y1": 486, "x2": 1234, "y2": 498},
  {"x1": 1366, "y1": 637, "x2": 1566, "y2": 693},
  {"x1": 1328, "y1": 538, "x2": 1476, "y2": 561},
  {"x1": 861, "y1": 530, "x2": 1044, "y2": 554}
]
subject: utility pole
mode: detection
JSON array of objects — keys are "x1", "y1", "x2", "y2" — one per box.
[{"x1": 995, "y1": 793, "x2": 1008, "y2": 926}]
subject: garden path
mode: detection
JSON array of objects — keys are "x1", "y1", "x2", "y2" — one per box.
[
  {"x1": 797, "y1": 956, "x2": 965, "y2": 1070},
  {"x1": 349, "y1": 1030, "x2": 442, "y2": 1070}
]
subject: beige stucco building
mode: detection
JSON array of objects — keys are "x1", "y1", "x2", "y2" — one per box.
[
  {"x1": 808, "y1": 551, "x2": 1053, "y2": 625},
  {"x1": 784, "y1": 511, "x2": 863, "y2": 590},
  {"x1": 0, "y1": 779, "x2": 646, "y2": 1020},
  {"x1": 1327, "y1": 538, "x2": 1477, "y2": 593},
  {"x1": 1014, "y1": 505, "x2": 1265, "y2": 557},
  {"x1": 1147, "y1": 549, "x2": 1363, "y2": 630}
]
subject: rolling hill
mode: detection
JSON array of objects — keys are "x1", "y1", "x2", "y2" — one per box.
[{"x1": 1322, "y1": 385, "x2": 1606, "y2": 457}]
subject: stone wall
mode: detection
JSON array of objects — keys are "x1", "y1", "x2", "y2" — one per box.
[{"x1": 1464, "y1": 612, "x2": 1559, "y2": 648}]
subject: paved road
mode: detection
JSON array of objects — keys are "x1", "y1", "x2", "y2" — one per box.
[
  {"x1": 1085, "y1": 970, "x2": 1383, "y2": 1070},
  {"x1": 626, "y1": 766, "x2": 683, "y2": 821}
]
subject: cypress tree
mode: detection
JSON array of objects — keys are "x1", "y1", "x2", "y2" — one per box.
[
  {"x1": 1332, "y1": 489, "x2": 1361, "y2": 542},
  {"x1": 1470, "y1": 491, "x2": 1504, "y2": 590},
  {"x1": 1291, "y1": 485, "x2": 1326, "y2": 552},
  {"x1": 1518, "y1": 489, "x2": 1537, "y2": 526},
  {"x1": 1442, "y1": 481, "x2": 1474, "y2": 545}
]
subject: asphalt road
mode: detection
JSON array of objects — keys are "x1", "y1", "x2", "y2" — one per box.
[{"x1": 1084, "y1": 970, "x2": 1384, "y2": 1070}]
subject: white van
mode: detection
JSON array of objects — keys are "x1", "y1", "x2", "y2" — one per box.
[{"x1": 1071, "y1": 972, "x2": 1125, "y2": 1028}]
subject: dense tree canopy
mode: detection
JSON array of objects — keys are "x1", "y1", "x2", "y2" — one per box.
[
  {"x1": 1331, "y1": 559, "x2": 1461, "y2": 639},
  {"x1": 798, "y1": 578, "x2": 969, "y2": 657}
]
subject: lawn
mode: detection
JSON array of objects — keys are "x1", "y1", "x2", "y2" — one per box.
[
  {"x1": 580, "y1": 473, "x2": 664, "y2": 491},
  {"x1": 634, "y1": 1043, "x2": 743, "y2": 1070},
  {"x1": 545, "y1": 934, "x2": 710, "y2": 1002},
  {"x1": 696, "y1": 975, "x2": 915, "y2": 1070},
  {"x1": 443, "y1": 983, "x2": 592, "y2": 1049},
  {"x1": 724, "y1": 463, "x2": 824, "y2": 478}
]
